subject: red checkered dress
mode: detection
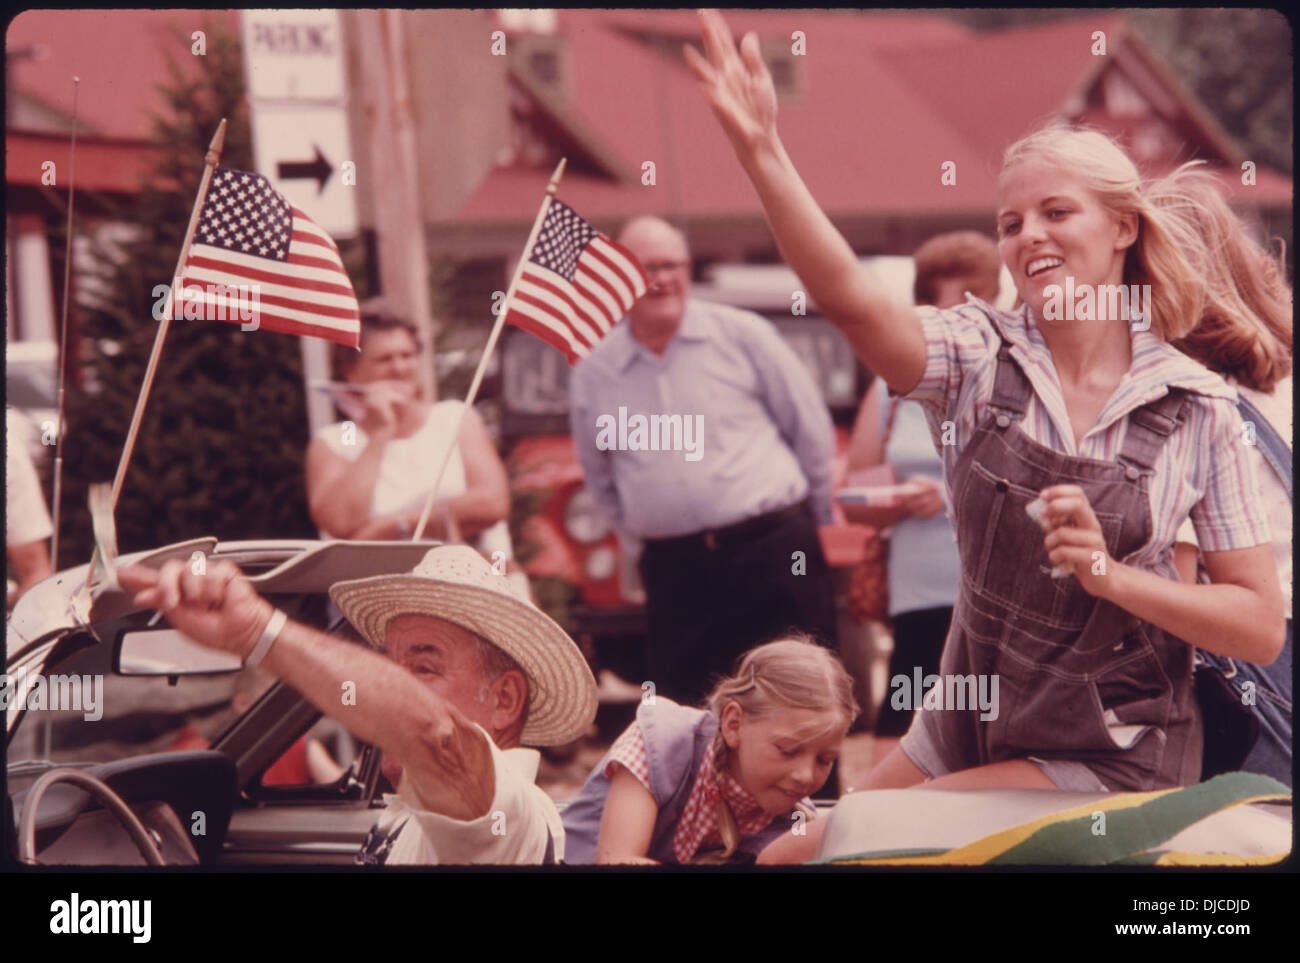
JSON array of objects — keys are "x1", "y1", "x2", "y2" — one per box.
[{"x1": 606, "y1": 723, "x2": 773, "y2": 864}]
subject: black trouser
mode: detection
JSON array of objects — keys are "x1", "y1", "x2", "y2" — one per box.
[
  {"x1": 638, "y1": 500, "x2": 839, "y2": 708},
  {"x1": 874, "y1": 605, "x2": 954, "y2": 737}
]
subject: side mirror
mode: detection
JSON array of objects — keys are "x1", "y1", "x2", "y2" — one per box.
[{"x1": 116, "y1": 629, "x2": 242, "y2": 676}]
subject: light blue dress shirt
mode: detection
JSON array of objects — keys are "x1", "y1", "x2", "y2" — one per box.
[{"x1": 570, "y1": 299, "x2": 834, "y2": 540}]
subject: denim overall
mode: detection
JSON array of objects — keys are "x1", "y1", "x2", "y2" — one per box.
[{"x1": 916, "y1": 338, "x2": 1203, "y2": 791}]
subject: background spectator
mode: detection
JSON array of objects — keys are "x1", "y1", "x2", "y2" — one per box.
[
  {"x1": 843, "y1": 232, "x2": 1002, "y2": 764},
  {"x1": 306, "y1": 299, "x2": 515, "y2": 572},
  {"x1": 570, "y1": 216, "x2": 839, "y2": 708}
]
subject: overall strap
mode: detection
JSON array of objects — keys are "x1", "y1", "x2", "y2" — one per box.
[
  {"x1": 1236, "y1": 396, "x2": 1293, "y2": 499},
  {"x1": 1117, "y1": 390, "x2": 1188, "y2": 475},
  {"x1": 988, "y1": 341, "x2": 1034, "y2": 419}
]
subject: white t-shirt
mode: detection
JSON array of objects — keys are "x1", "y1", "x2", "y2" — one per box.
[
  {"x1": 314, "y1": 400, "x2": 512, "y2": 559},
  {"x1": 362, "y1": 726, "x2": 563, "y2": 865},
  {"x1": 1176, "y1": 376, "x2": 1292, "y2": 618},
  {"x1": 6, "y1": 408, "x2": 54, "y2": 548}
]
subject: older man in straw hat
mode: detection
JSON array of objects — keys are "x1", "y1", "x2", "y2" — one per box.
[{"x1": 120, "y1": 545, "x2": 597, "y2": 864}]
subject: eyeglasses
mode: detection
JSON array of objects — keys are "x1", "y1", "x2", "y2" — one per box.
[{"x1": 642, "y1": 260, "x2": 691, "y2": 276}]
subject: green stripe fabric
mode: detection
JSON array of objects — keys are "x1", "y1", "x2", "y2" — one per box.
[{"x1": 987, "y1": 772, "x2": 1291, "y2": 866}]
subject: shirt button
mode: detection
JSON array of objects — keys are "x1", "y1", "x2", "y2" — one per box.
[
  {"x1": 995, "y1": 479, "x2": 1009, "y2": 493},
  {"x1": 1125, "y1": 466, "x2": 1140, "y2": 481},
  {"x1": 995, "y1": 414, "x2": 1011, "y2": 429}
]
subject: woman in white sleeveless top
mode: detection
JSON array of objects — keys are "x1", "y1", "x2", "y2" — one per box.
[{"x1": 305, "y1": 303, "x2": 512, "y2": 560}]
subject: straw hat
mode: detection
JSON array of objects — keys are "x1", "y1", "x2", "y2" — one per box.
[{"x1": 329, "y1": 545, "x2": 596, "y2": 746}]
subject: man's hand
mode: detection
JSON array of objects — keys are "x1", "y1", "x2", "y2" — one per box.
[
  {"x1": 118, "y1": 560, "x2": 273, "y2": 660},
  {"x1": 684, "y1": 9, "x2": 779, "y2": 156}
]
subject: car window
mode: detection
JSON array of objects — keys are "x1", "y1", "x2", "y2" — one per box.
[
  {"x1": 6, "y1": 642, "x2": 278, "y2": 769},
  {"x1": 7, "y1": 590, "x2": 347, "y2": 785}
]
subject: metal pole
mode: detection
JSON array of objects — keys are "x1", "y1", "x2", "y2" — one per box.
[{"x1": 50, "y1": 76, "x2": 80, "y2": 571}]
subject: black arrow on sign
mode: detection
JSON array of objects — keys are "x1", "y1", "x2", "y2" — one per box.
[{"x1": 277, "y1": 144, "x2": 333, "y2": 195}]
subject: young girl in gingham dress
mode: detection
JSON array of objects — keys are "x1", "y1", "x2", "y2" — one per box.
[{"x1": 562, "y1": 636, "x2": 857, "y2": 864}]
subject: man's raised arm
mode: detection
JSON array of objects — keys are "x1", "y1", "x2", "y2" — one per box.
[{"x1": 118, "y1": 561, "x2": 494, "y2": 820}]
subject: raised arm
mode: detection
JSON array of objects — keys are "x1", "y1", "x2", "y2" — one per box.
[
  {"x1": 684, "y1": 10, "x2": 926, "y2": 394},
  {"x1": 306, "y1": 382, "x2": 411, "y2": 537},
  {"x1": 118, "y1": 561, "x2": 495, "y2": 820}
]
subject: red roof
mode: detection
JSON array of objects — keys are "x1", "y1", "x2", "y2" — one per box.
[
  {"x1": 6, "y1": 9, "x2": 239, "y2": 140},
  {"x1": 6, "y1": 132, "x2": 162, "y2": 192},
  {"x1": 457, "y1": 10, "x2": 1290, "y2": 226}
]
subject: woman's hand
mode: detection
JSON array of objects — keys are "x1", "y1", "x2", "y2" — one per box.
[
  {"x1": 358, "y1": 380, "x2": 416, "y2": 439},
  {"x1": 684, "y1": 9, "x2": 779, "y2": 157},
  {"x1": 1037, "y1": 484, "x2": 1115, "y2": 598},
  {"x1": 900, "y1": 475, "x2": 945, "y2": 519}
]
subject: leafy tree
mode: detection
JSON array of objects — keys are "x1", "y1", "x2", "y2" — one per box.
[{"x1": 58, "y1": 17, "x2": 319, "y2": 564}]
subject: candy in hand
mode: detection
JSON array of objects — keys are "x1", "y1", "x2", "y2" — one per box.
[{"x1": 1026, "y1": 497, "x2": 1072, "y2": 578}]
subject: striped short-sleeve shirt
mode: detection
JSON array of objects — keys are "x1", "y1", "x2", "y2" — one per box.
[{"x1": 900, "y1": 298, "x2": 1269, "y2": 569}]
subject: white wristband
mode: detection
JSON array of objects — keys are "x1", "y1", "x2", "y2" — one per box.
[{"x1": 246, "y1": 609, "x2": 287, "y2": 668}]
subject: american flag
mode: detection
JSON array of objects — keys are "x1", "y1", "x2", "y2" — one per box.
[
  {"x1": 505, "y1": 200, "x2": 648, "y2": 364},
  {"x1": 176, "y1": 167, "x2": 360, "y2": 347}
]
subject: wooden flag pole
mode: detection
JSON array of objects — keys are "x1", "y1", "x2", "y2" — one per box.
[
  {"x1": 412, "y1": 156, "x2": 567, "y2": 541},
  {"x1": 85, "y1": 119, "x2": 227, "y2": 587}
]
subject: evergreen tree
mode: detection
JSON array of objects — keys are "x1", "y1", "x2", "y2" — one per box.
[{"x1": 58, "y1": 18, "x2": 318, "y2": 564}]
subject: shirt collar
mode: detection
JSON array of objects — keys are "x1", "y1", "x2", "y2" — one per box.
[
  {"x1": 1001, "y1": 297, "x2": 1235, "y2": 401},
  {"x1": 987, "y1": 297, "x2": 1235, "y2": 414},
  {"x1": 612, "y1": 299, "x2": 710, "y2": 371},
  {"x1": 501, "y1": 745, "x2": 541, "y2": 784},
  {"x1": 1123, "y1": 325, "x2": 1237, "y2": 401},
  {"x1": 968, "y1": 297, "x2": 1237, "y2": 447}
]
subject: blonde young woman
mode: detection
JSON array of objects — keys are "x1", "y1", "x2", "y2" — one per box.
[
  {"x1": 561, "y1": 636, "x2": 857, "y2": 864},
  {"x1": 685, "y1": 11, "x2": 1282, "y2": 852},
  {"x1": 1151, "y1": 165, "x2": 1293, "y2": 786}
]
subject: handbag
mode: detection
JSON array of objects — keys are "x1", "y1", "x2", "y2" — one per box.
[
  {"x1": 1193, "y1": 394, "x2": 1290, "y2": 781},
  {"x1": 845, "y1": 399, "x2": 901, "y2": 624},
  {"x1": 1194, "y1": 656, "x2": 1261, "y2": 781}
]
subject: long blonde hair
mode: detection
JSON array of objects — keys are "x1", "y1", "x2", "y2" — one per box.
[
  {"x1": 703, "y1": 635, "x2": 857, "y2": 858},
  {"x1": 1147, "y1": 162, "x2": 1293, "y2": 392},
  {"x1": 999, "y1": 124, "x2": 1208, "y2": 341}
]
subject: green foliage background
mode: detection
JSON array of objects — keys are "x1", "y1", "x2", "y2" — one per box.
[
  {"x1": 946, "y1": 8, "x2": 1293, "y2": 176},
  {"x1": 57, "y1": 21, "x2": 319, "y2": 562}
]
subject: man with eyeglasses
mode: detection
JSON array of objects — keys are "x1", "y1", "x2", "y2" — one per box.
[{"x1": 570, "y1": 215, "x2": 838, "y2": 707}]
